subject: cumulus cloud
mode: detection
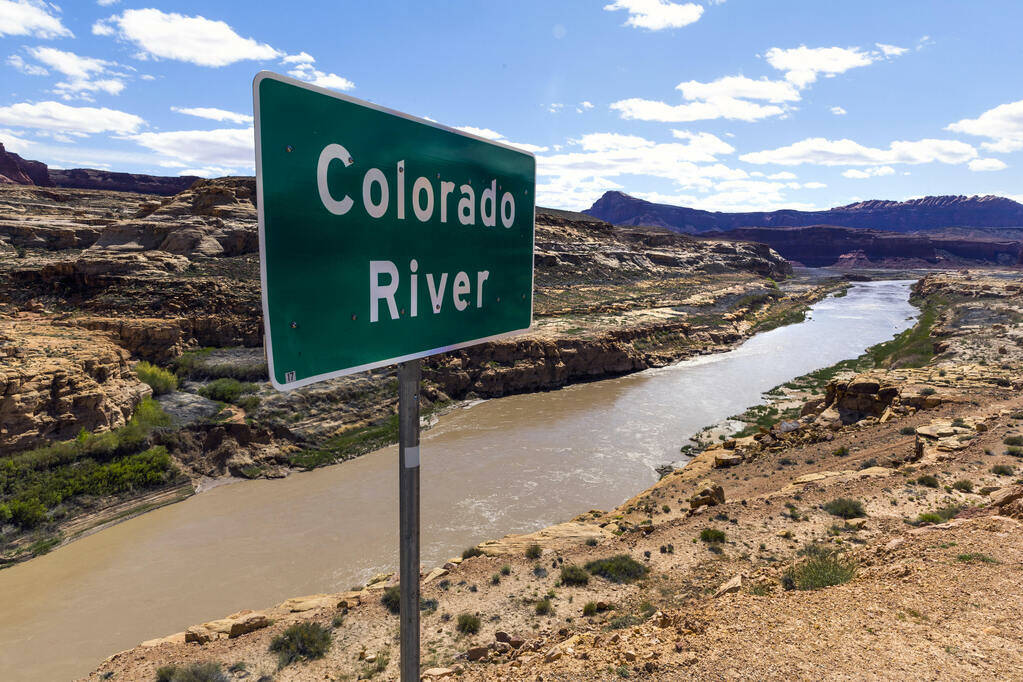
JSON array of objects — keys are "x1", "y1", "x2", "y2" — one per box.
[
  {"x1": 93, "y1": 9, "x2": 280, "y2": 67},
  {"x1": 967, "y1": 158, "x2": 1007, "y2": 172},
  {"x1": 740, "y1": 137, "x2": 977, "y2": 166},
  {"x1": 0, "y1": 0, "x2": 72, "y2": 39},
  {"x1": 454, "y1": 125, "x2": 547, "y2": 153},
  {"x1": 534, "y1": 130, "x2": 748, "y2": 208},
  {"x1": 0, "y1": 100, "x2": 144, "y2": 135},
  {"x1": 676, "y1": 75, "x2": 801, "y2": 103},
  {"x1": 611, "y1": 97, "x2": 785, "y2": 123},
  {"x1": 764, "y1": 46, "x2": 876, "y2": 87},
  {"x1": 875, "y1": 43, "x2": 908, "y2": 58},
  {"x1": 128, "y1": 127, "x2": 255, "y2": 169},
  {"x1": 286, "y1": 60, "x2": 355, "y2": 91},
  {"x1": 20, "y1": 46, "x2": 126, "y2": 99},
  {"x1": 172, "y1": 106, "x2": 253, "y2": 125},
  {"x1": 604, "y1": 0, "x2": 704, "y2": 30},
  {"x1": 842, "y1": 166, "x2": 895, "y2": 179},
  {"x1": 946, "y1": 99, "x2": 1023, "y2": 153}
]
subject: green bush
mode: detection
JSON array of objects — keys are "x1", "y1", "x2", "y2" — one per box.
[
  {"x1": 135, "y1": 361, "x2": 178, "y2": 395},
  {"x1": 917, "y1": 474, "x2": 940, "y2": 488},
  {"x1": 952, "y1": 479, "x2": 974, "y2": 493},
  {"x1": 9, "y1": 497, "x2": 46, "y2": 528},
  {"x1": 782, "y1": 550, "x2": 856, "y2": 591},
  {"x1": 916, "y1": 512, "x2": 944, "y2": 525},
  {"x1": 155, "y1": 662, "x2": 227, "y2": 682},
  {"x1": 992, "y1": 464, "x2": 1014, "y2": 476},
  {"x1": 525, "y1": 543, "x2": 542, "y2": 559},
  {"x1": 833, "y1": 446, "x2": 850, "y2": 457},
  {"x1": 462, "y1": 546, "x2": 484, "y2": 560},
  {"x1": 1008, "y1": 447, "x2": 1023, "y2": 457},
  {"x1": 381, "y1": 586, "x2": 400, "y2": 614},
  {"x1": 534, "y1": 598, "x2": 552, "y2": 615},
  {"x1": 956, "y1": 553, "x2": 999, "y2": 564},
  {"x1": 198, "y1": 378, "x2": 258, "y2": 405},
  {"x1": 500, "y1": 564, "x2": 511, "y2": 576},
  {"x1": 900, "y1": 426, "x2": 917, "y2": 435},
  {"x1": 0, "y1": 502, "x2": 10, "y2": 523},
  {"x1": 584, "y1": 555, "x2": 649, "y2": 584},
  {"x1": 582, "y1": 601, "x2": 598, "y2": 617},
  {"x1": 699, "y1": 528, "x2": 726, "y2": 543},
  {"x1": 919, "y1": 387, "x2": 936, "y2": 396},
  {"x1": 823, "y1": 498, "x2": 866, "y2": 519},
  {"x1": 456, "y1": 613, "x2": 480, "y2": 634},
  {"x1": 560, "y1": 564, "x2": 590, "y2": 586},
  {"x1": 269, "y1": 622, "x2": 332, "y2": 667},
  {"x1": 1004, "y1": 436, "x2": 1023, "y2": 447}
]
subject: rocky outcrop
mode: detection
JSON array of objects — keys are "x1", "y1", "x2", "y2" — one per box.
[
  {"x1": 587, "y1": 190, "x2": 1023, "y2": 234},
  {"x1": 0, "y1": 141, "x2": 197, "y2": 194},
  {"x1": 0, "y1": 315, "x2": 151, "y2": 455},
  {"x1": 703, "y1": 225, "x2": 1023, "y2": 268}
]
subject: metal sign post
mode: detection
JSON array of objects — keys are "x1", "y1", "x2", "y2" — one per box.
[
  {"x1": 397, "y1": 360, "x2": 421, "y2": 680},
  {"x1": 253, "y1": 70, "x2": 534, "y2": 681}
]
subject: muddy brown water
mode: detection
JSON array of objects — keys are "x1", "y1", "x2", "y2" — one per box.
[{"x1": 0, "y1": 280, "x2": 916, "y2": 680}]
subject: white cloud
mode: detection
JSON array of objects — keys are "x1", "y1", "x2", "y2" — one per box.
[
  {"x1": 178, "y1": 166, "x2": 236, "y2": 178},
  {"x1": 802, "y1": 181, "x2": 827, "y2": 189},
  {"x1": 830, "y1": 106, "x2": 847, "y2": 116},
  {"x1": 535, "y1": 130, "x2": 745, "y2": 209},
  {"x1": 128, "y1": 127, "x2": 255, "y2": 168},
  {"x1": 97, "y1": 0, "x2": 118, "y2": 5},
  {"x1": 21, "y1": 46, "x2": 126, "y2": 100},
  {"x1": 611, "y1": 96, "x2": 785, "y2": 123},
  {"x1": 0, "y1": 0, "x2": 72, "y2": 39},
  {"x1": 547, "y1": 103, "x2": 564, "y2": 114},
  {"x1": 0, "y1": 101, "x2": 144, "y2": 135},
  {"x1": 455, "y1": 125, "x2": 547, "y2": 153},
  {"x1": 767, "y1": 171, "x2": 797, "y2": 180},
  {"x1": 94, "y1": 9, "x2": 280, "y2": 67},
  {"x1": 281, "y1": 51, "x2": 315, "y2": 65},
  {"x1": 741, "y1": 137, "x2": 977, "y2": 166},
  {"x1": 604, "y1": 0, "x2": 704, "y2": 30},
  {"x1": 172, "y1": 106, "x2": 253, "y2": 125},
  {"x1": 676, "y1": 75, "x2": 800, "y2": 103},
  {"x1": 875, "y1": 43, "x2": 908, "y2": 58},
  {"x1": 286, "y1": 62, "x2": 355, "y2": 91},
  {"x1": 7, "y1": 54, "x2": 49, "y2": 75},
  {"x1": 580, "y1": 101, "x2": 594, "y2": 109},
  {"x1": 947, "y1": 100, "x2": 1023, "y2": 153},
  {"x1": 967, "y1": 158, "x2": 1007, "y2": 172},
  {"x1": 842, "y1": 165, "x2": 895, "y2": 179},
  {"x1": 764, "y1": 46, "x2": 876, "y2": 87}
]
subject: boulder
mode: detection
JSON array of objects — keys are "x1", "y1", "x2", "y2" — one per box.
[
  {"x1": 714, "y1": 574, "x2": 744, "y2": 598},
  {"x1": 689, "y1": 481, "x2": 725, "y2": 509}
]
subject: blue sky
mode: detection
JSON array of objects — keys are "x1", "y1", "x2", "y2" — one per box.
[{"x1": 1, "y1": 0, "x2": 1021, "y2": 211}]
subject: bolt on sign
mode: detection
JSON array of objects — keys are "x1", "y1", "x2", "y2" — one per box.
[{"x1": 254, "y1": 72, "x2": 535, "y2": 390}]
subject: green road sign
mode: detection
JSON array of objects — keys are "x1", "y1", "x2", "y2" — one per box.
[{"x1": 253, "y1": 72, "x2": 536, "y2": 390}]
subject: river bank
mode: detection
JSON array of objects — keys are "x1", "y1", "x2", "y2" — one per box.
[{"x1": 82, "y1": 271, "x2": 1023, "y2": 681}]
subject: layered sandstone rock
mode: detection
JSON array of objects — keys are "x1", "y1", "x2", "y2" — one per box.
[{"x1": 0, "y1": 314, "x2": 150, "y2": 454}]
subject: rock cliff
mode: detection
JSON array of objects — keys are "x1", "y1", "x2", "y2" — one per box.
[{"x1": 587, "y1": 190, "x2": 1023, "y2": 233}]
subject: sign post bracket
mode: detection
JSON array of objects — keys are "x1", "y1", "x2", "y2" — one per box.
[{"x1": 398, "y1": 359, "x2": 421, "y2": 681}]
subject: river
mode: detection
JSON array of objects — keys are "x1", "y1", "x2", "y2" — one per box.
[{"x1": 0, "y1": 279, "x2": 917, "y2": 681}]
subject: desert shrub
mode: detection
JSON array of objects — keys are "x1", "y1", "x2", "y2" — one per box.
[
  {"x1": 0, "y1": 502, "x2": 10, "y2": 523},
  {"x1": 1008, "y1": 447, "x2": 1023, "y2": 457},
  {"x1": 490, "y1": 573, "x2": 501, "y2": 585},
  {"x1": 500, "y1": 564, "x2": 511, "y2": 576},
  {"x1": 198, "y1": 378, "x2": 258, "y2": 405},
  {"x1": 419, "y1": 598, "x2": 438, "y2": 612},
  {"x1": 532, "y1": 565, "x2": 547, "y2": 579},
  {"x1": 859, "y1": 458, "x2": 878, "y2": 470},
  {"x1": 155, "y1": 662, "x2": 227, "y2": 682},
  {"x1": 462, "y1": 546, "x2": 484, "y2": 560},
  {"x1": 381, "y1": 586, "x2": 400, "y2": 614},
  {"x1": 782, "y1": 550, "x2": 856, "y2": 591},
  {"x1": 992, "y1": 464, "x2": 1014, "y2": 476},
  {"x1": 534, "y1": 598, "x2": 552, "y2": 615},
  {"x1": 456, "y1": 613, "x2": 481, "y2": 634},
  {"x1": 916, "y1": 512, "x2": 944, "y2": 525},
  {"x1": 268, "y1": 622, "x2": 332, "y2": 667},
  {"x1": 135, "y1": 361, "x2": 178, "y2": 395},
  {"x1": 236, "y1": 395, "x2": 261, "y2": 412},
  {"x1": 1004, "y1": 436, "x2": 1023, "y2": 447},
  {"x1": 584, "y1": 555, "x2": 648, "y2": 584},
  {"x1": 900, "y1": 426, "x2": 917, "y2": 435},
  {"x1": 833, "y1": 446, "x2": 850, "y2": 457},
  {"x1": 8, "y1": 498, "x2": 46, "y2": 528},
  {"x1": 582, "y1": 601, "x2": 598, "y2": 617},
  {"x1": 699, "y1": 528, "x2": 726, "y2": 543},
  {"x1": 956, "y1": 553, "x2": 999, "y2": 564},
  {"x1": 917, "y1": 474, "x2": 940, "y2": 488},
  {"x1": 952, "y1": 479, "x2": 974, "y2": 493},
  {"x1": 586, "y1": 537, "x2": 598, "y2": 546},
  {"x1": 560, "y1": 564, "x2": 590, "y2": 586},
  {"x1": 919, "y1": 387, "x2": 936, "y2": 396},
  {"x1": 525, "y1": 543, "x2": 542, "y2": 559},
  {"x1": 824, "y1": 498, "x2": 866, "y2": 519}
]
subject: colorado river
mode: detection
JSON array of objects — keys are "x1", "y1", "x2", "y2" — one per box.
[{"x1": 0, "y1": 280, "x2": 917, "y2": 681}]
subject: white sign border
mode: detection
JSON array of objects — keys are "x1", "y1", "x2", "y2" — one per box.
[{"x1": 253, "y1": 71, "x2": 536, "y2": 392}]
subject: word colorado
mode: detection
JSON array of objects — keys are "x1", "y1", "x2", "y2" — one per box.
[
  {"x1": 317, "y1": 142, "x2": 517, "y2": 228},
  {"x1": 315, "y1": 142, "x2": 517, "y2": 324}
]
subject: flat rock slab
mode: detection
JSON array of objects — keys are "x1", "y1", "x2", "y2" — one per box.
[{"x1": 157, "y1": 391, "x2": 221, "y2": 426}]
